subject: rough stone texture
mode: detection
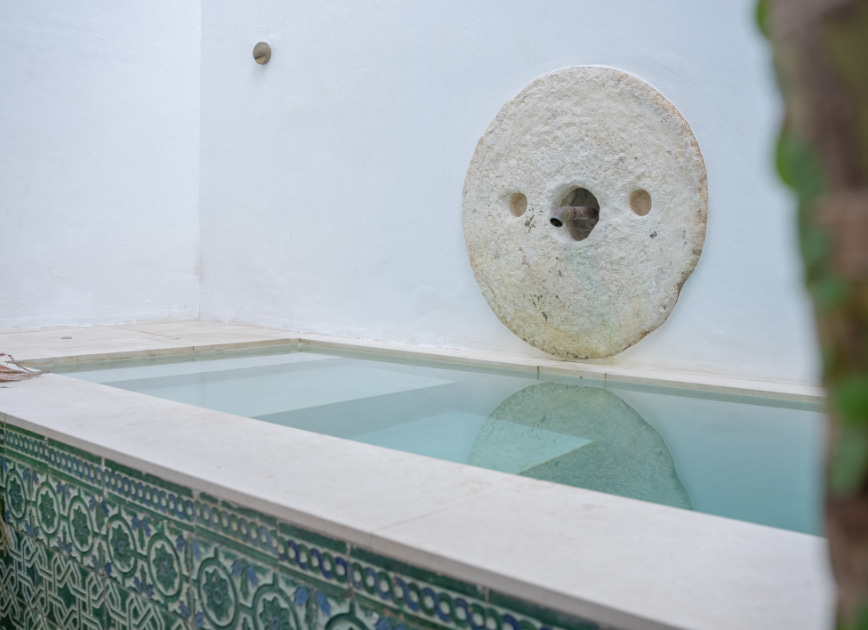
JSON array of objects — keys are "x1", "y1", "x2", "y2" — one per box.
[
  {"x1": 463, "y1": 66, "x2": 708, "y2": 359},
  {"x1": 467, "y1": 382, "x2": 693, "y2": 510}
]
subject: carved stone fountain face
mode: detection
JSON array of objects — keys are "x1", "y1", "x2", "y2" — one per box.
[{"x1": 462, "y1": 66, "x2": 708, "y2": 359}]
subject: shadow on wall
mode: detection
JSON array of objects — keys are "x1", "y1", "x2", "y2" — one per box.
[{"x1": 469, "y1": 382, "x2": 693, "y2": 510}]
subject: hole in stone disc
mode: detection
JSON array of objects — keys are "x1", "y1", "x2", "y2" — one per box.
[
  {"x1": 554, "y1": 187, "x2": 600, "y2": 241},
  {"x1": 630, "y1": 189, "x2": 652, "y2": 216},
  {"x1": 509, "y1": 192, "x2": 528, "y2": 217}
]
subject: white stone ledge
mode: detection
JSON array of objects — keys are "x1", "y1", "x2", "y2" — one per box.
[
  {"x1": 2, "y1": 321, "x2": 824, "y2": 404},
  {"x1": 278, "y1": 333, "x2": 825, "y2": 405}
]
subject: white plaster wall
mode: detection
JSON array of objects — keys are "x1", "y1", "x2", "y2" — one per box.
[
  {"x1": 196, "y1": 0, "x2": 819, "y2": 383},
  {"x1": 0, "y1": 1, "x2": 201, "y2": 329}
]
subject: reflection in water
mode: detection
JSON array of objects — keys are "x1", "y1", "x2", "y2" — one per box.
[
  {"x1": 65, "y1": 350, "x2": 821, "y2": 532},
  {"x1": 468, "y1": 382, "x2": 693, "y2": 510}
]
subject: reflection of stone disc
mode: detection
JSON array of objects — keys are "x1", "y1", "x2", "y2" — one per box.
[
  {"x1": 468, "y1": 382, "x2": 692, "y2": 509},
  {"x1": 463, "y1": 66, "x2": 707, "y2": 358}
]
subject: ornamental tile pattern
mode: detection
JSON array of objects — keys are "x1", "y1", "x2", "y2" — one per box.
[{"x1": 0, "y1": 421, "x2": 609, "y2": 630}]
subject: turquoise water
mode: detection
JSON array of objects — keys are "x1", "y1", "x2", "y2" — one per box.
[{"x1": 53, "y1": 349, "x2": 824, "y2": 535}]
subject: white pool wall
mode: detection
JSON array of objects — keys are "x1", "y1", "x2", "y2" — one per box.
[{"x1": 0, "y1": 2, "x2": 201, "y2": 328}]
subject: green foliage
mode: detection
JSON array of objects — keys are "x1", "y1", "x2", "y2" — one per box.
[
  {"x1": 833, "y1": 374, "x2": 868, "y2": 425},
  {"x1": 775, "y1": 130, "x2": 851, "y2": 312},
  {"x1": 776, "y1": 131, "x2": 826, "y2": 205},
  {"x1": 824, "y1": 2, "x2": 868, "y2": 183},
  {"x1": 830, "y1": 424, "x2": 868, "y2": 495},
  {"x1": 837, "y1": 601, "x2": 868, "y2": 630},
  {"x1": 800, "y1": 229, "x2": 831, "y2": 271},
  {"x1": 811, "y1": 274, "x2": 849, "y2": 310},
  {"x1": 756, "y1": 0, "x2": 771, "y2": 38}
]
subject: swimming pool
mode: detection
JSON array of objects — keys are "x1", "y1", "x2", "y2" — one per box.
[{"x1": 53, "y1": 347, "x2": 824, "y2": 536}]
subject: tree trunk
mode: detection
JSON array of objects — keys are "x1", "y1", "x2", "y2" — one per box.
[{"x1": 764, "y1": 0, "x2": 868, "y2": 626}]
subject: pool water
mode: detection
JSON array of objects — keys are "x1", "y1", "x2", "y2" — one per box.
[{"x1": 53, "y1": 349, "x2": 825, "y2": 535}]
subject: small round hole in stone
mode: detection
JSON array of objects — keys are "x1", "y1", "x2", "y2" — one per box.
[
  {"x1": 630, "y1": 189, "x2": 652, "y2": 216},
  {"x1": 509, "y1": 192, "x2": 528, "y2": 217}
]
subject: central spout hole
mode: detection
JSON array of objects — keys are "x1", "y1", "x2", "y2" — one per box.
[{"x1": 552, "y1": 187, "x2": 600, "y2": 241}]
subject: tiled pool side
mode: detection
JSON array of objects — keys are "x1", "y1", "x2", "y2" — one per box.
[{"x1": 0, "y1": 421, "x2": 602, "y2": 630}]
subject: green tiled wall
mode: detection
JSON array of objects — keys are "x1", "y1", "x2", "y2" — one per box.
[{"x1": 0, "y1": 421, "x2": 606, "y2": 630}]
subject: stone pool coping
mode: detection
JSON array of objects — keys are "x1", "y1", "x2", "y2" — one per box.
[
  {"x1": 0, "y1": 320, "x2": 834, "y2": 630},
  {"x1": 2, "y1": 320, "x2": 826, "y2": 404}
]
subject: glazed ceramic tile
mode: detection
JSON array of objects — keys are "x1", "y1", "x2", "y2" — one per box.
[
  {"x1": 32, "y1": 469, "x2": 107, "y2": 569},
  {"x1": 37, "y1": 543, "x2": 107, "y2": 629},
  {"x1": 195, "y1": 493, "x2": 279, "y2": 566},
  {"x1": 191, "y1": 533, "x2": 280, "y2": 630},
  {"x1": 104, "y1": 498, "x2": 192, "y2": 618},
  {"x1": 277, "y1": 522, "x2": 350, "y2": 597},
  {"x1": 104, "y1": 579, "x2": 189, "y2": 630},
  {"x1": 105, "y1": 459, "x2": 197, "y2": 528},
  {"x1": 2, "y1": 451, "x2": 40, "y2": 537},
  {"x1": 1, "y1": 526, "x2": 46, "y2": 613}
]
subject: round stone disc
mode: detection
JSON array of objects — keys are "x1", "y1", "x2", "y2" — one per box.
[{"x1": 463, "y1": 67, "x2": 708, "y2": 359}]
